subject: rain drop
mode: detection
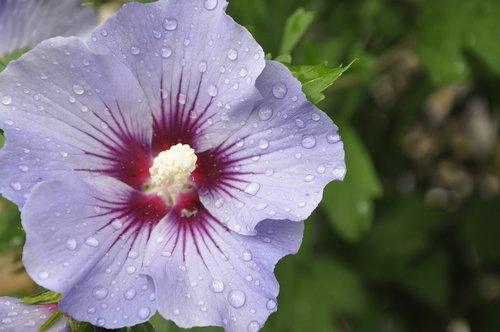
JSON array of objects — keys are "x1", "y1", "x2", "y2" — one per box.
[
  {"x1": 227, "y1": 48, "x2": 238, "y2": 60},
  {"x1": 160, "y1": 47, "x2": 172, "y2": 58},
  {"x1": 295, "y1": 118, "x2": 305, "y2": 128},
  {"x1": 301, "y1": 135, "x2": 316, "y2": 149},
  {"x1": 228, "y1": 290, "x2": 246, "y2": 308},
  {"x1": 311, "y1": 113, "x2": 320, "y2": 121},
  {"x1": 247, "y1": 321, "x2": 261, "y2": 332},
  {"x1": 326, "y1": 131, "x2": 340, "y2": 144},
  {"x1": 204, "y1": 0, "x2": 217, "y2": 10},
  {"x1": 258, "y1": 139, "x2": 269, "y2": 149},
  {"x1": 111, "y1": 219, "x2": 123, "y2": 230},
  {"x1": 92, "y1": 286, "x2": 108, "y2": 300},
  {"x1": 162, "y1": 17, "x2": 178, "y2": 31},
  {"x1": 266, "y1": 299, "x2": 277, "y2": 310},
  {"x1": 137, "y1": 307, "x2": 151, "y2": 320},
  {"x1": 304, "y1": 174, "x2": 315, "y2": 182},
  {"x1": 38, "y1": 271, "x2": 49, "y2": 280},
  {"x1": 126, "y1": 266, "x2": 136, "y2": 274},
  {"x1": 66, "y1": 239, "x2": 77, "y2": 251},
  {"x1": 130, "y1": 46, "x2": 141, "y2": 55},
  {"x1": 332, "y1": 165, "x2": 346, "y2": 178},
  {"x1": 10, "y1": 182, "x2": 22, "y2": 191},
  {"x1": 96, "y1": 317, "x2": 106, "y2": 327},
  {"x1": 199, "y1": 61, "x2": 207, "y2": 72},
  {"x1": 272, "y1": 82, "x2": 287, "y2": 99},
  {"x1": 257, "y1": 106, "x2": 273, "y2": 121},
  {"x1": 1, "y1": 95, "x2": 12, "y2": 105},
  {"x1": 317, "y1": 165, "x2": 326, "y2": 174},
  {"x1": 242, "y1": 250, "x2": 252, "y2": 262},
  {"x1": 72, "y1": 85, "x2": 84, "y2": 95},
  {"x1": 244, "y1": 182, "x2": 260, "y2": 196},
  {"x1": 210, "y1": 279, "x2": 224, "y2": 293},
  {"x1": 208, "y1": 84, "x2": 218, "y2": 97},
  {"x1": 85, "y1": 236, "x2": 99, "y2": 247}
]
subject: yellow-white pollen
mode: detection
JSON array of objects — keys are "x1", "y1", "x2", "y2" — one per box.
[{"x1": 149, "y1": 143, "x2": 197, "y2": 203}]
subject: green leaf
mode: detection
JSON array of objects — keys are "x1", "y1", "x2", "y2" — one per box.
[
  {"x1": 279, "y1": 8, "x2": 315, "y2": 55},
  {"x1": 120, "y1": 322, "x2": 156, "y2": 332},
  {"x1": 274, "y1": 53, "x2": 292, "y2": 65},
  {"x1": 321, "y1": 126, "x2": 381, "y2": 241},
  {"x1": 22, "y1": 291, "x2": 62, "y2": 305},
  {"x1": 0, "y1": 48, "x2": 30, "y2": 72},
  {"x1": 68, "y1": 318, "x2": 100, "y2": 332},
  {"x1": 38, "y1": 311, "x2": 64, "y2": 332},
  {"x1": 289, "y1": 60, "x2": 355, "y2": 105}
]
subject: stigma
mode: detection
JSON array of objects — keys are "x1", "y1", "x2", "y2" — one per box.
[{"x1": 148, "y1": 143, "x2": 197, "y2": 205}]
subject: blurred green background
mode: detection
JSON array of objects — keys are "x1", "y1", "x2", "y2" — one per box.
[{"x1": 2, "y1": 0, "x2": 500, "y2": 331}]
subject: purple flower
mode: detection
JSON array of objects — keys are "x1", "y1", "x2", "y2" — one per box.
[
  {"x1": 0, "y1": 297, "x2": 68, "y2": 331},
  {"x1": 0, "y1": 0, "x2": 345, "y2": 330},
  {"x1": 0, "y1": 0, "x2": 97, "y2": 57}
]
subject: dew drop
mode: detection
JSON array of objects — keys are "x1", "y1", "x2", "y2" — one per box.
[
  {"x1": 257, "y1": 106, "x2": 273, "y2": 121},
  {"x1": 258, "y1": 139, "x2": 269, "y2": 149},
  {"x1": 242, "y1": 250, "x2": 252, "y2": 261},
  {"x1": 304, "y1": 174, "x2": 315, "y2": 182},
  {"x1": 111, "y1": 219, "x2": 123, "y2": 230},
  {"x1": 1, "y1": 318, "x2": 12, "y2": 324},
  {"x1": 301, "y1": 135, "x2": 317, "y2": 149},
  {"x1": 96, "y1": 317, "x2": 106, "y2": 327},
  {"x1": 227, "y1": 48, "x2": 238, "y2": 60},
  {"x1": 24, "y1": 320, "x2": 36, "y2": 327},
  {"x1": 247, "y1": 321, "x2": 261, "y2": 332},
  {"x1": 210, "y1": 279, "x2": 224, "y2": 293},
  {"x1": 311, "y1": 113, "x2": 320, "y2": 121},
  {"x1": 332, "y1": 165, "x2": 346, "y2": 178},
  {"x1": 66, "y1": 239, "x2": 77, "y2": 251},
  {"x1": 38, "y1": 271, "x2": 49, "y2": 280},
  {"x1": 266, "y1": 299, "x2": 277, "y2": 310},
  {"x1": 317, "y1": 165, "x2": 326, "y2": 174},
  {"x1": 199, "y1": 61, "x2": 207, "y2": 73},
  {"x1": 93, "y1": 286, "x2": 108, "y2": 300},
  {"x1": 208, "y1": 84, "x2": 218, "y2": 97},
  {"x1": 162, "y1": 17, "x2": 178, "y2": 31},
  {"x1": 204, "y1": 0, "x2": 217, "y2": 10},
  {"x1": 85, "y1": 236, "x2": 99, "y2": 247},
  {"x1": 126, "y1": 266, "x2": 136, "y2": 274},
  {"x1": 244, "y1": 182, "x2": 260, "y2": 196},
  {"x1": 137, "y1": 307, "x2": 151, "y2": 320},
  {"x1": 1, "y1": 95, "x2": 12, "y2": 105},
  {"x1": 178, "y1": 93, "x2": 187, "y2": 105},
  {"x1": 10, "y1": 182, "x2": 22, "y2": 191},
  {"x1": 130, "y1": 46, "x2": 141, "y2": 55},
  {"x1": 272, "y1": 82, "x2": 287, "y2": 99},
  {"x1": 160, "y1": 47, "x2": 172, "y2": 58},
  {"x1": 295, "y1": 118, "x2": 305, "y2": 128},
  {"x1": 72, "y1": 85, "x2": 84, "y2": 95},
  {"x1": 228, "y1": 290, "x2": 246, "y2": 308},
  {"x1": 326, "y1": 131, "x2": 341, "y2": 144},
  {"x1": 100, "y1": 29, "x2": 108, "y2": 37}
]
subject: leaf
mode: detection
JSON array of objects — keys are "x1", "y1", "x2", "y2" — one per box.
[
  {"x1": 321, "y1": 126, "x2": 381, "y2": 242},
  {"x1": 279, "y1": 8, "x2": 315, "y2": 55},
  {"x1": 68, "y1": 318, "x2": 100, "y2": 332},
  {"x1": 22, "y1": 291, "x2": 62, "y2": 305},
  {"x1": 0, "y1": 48, "x2": 29, "y2": 72},
  {"x1": 120, "y1": 322, "x2": 156, "y2": 332},
  {"x1": 39, "y1": 311, "x2": 64, "y2": 332},
  {"x1": 289, "y1": 60, "x2": 355, "y2": 105}
]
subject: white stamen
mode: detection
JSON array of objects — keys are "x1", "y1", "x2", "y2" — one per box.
[{"x1": 149, "y1": 143, "x2": 197, "y2": 203}]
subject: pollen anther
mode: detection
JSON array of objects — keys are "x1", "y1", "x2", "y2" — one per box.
[{"x1": 149, "y1": 143, "x2": 197, "y2": 204}]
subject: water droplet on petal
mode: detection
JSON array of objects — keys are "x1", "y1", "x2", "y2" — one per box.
[
  {"x1": 199, "y1": 61, "x2": 207, "y2": 72},
  {"x1": 258, "y1": 139, "x2": 269, "y2": 149},
  {"x1": 257, "y1": 106, "x2": 273, "y2": 121},
  {"x1": 242, "y1": 250, "x2": 252, "y2": 261},
  {"x1": 96, "y1": 317, "x2": 106, "y2": 327},
  {"x1": 93, "y1": 286, "x2": 108, "y2": 300},
  {"x1": 124, "y1": 288, "x2": 137, "y2": 300},
  {"x1": 72, "y1": 85, "x2": 84, "y2": 95},
  {"x1": 247, "y1": 321, "x2": 261, "y2": 332},
  {"x1": 24, "y1": 320, "x2": 36, "y2": 327},
  {"x1": 301, "y1": 135, "x2": 316, "y2": 149},
  {"x1": 332, "y1": 165, "x2": 346, "y2": 178},
  {"x1": 210, "y1": 279, "x2": 224, "y2": 293},
  {"x1": 272, "y1": 82, "x2": 287, "y2": 99},
  {"x1": 311, "y1": 113, "x2": 320, "y2": 121},
  {"x1": 227, "y1": 48, "x2": 238, "y2": 60},
  {"x1": 130, "y1": 46, "x2": 141, "y2": 55},
  {"x1": 111, "y1": 219, "x2": 123, "y2": 230},
  {"x1": 228, "y1": 290, "x2": 246, "y2": 308},
  {"x1": 160, "y1": 47, "x2": 172, "y2": 58},
  {"x1": 10, "y1": 182, "x2": 22, "y2": 191},
  {"x1": 1, "y1": 318, "x2": 12, "y2": 324},
  {"x1": 244, "y1": 182, "x2": 260, "y2": 196},
  {"x1": 304, "y1": 174, "x2": 315, "y2": 182},
  {"x1": 137, "y1": 307, "x2": 151, "y2": 320},
  {"x1": 126, "y1": 266, "x2": 136, "y2": 274},
  {"x1": 1, "y1": 95, "x2": 12, "y2": 105},
  {"x1": 66, "y1": 239, "x2": 77, "y2": 251},
  {"x1": 85, "y1": 237, "x2": 99, "y2": 247},
  {"x1": 266, "y1": 299, "x2": 277, "y2": 310},
  {"x1": 38, "y1": 271, "x2": 49, "y2": 280},
  {"x1": 317, "y1": 165, "x2": 326, "y2": 174},
  {"x1": 295, "y1": 118, "x2": 305, "y2": 128},
  {"x1": 204, "y1": 0, "x2": 218, "y2": 10},
  {"x1": 208, "y1": 84, "x2": 218, "y2": 97},
  {"x1": 163, "y1": 17, "x2": 178, "y2": 31},
  {"x1": 178, "y1": 93, "x2": 187, "y2": 105},
  {"x1": 326, "y1": 131, "x2": 341, "y2": 144}
]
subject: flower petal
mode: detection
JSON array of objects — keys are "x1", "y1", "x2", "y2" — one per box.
[
  {"x1": 89, "y1": 0, "x2": 265, "y2": 153},
  {"x1": 199, "y1": 60, "x2": 346, "y2": 234},
  {"x1": 22, "y1": 174, "x2": 166, "y2": 329},
  {"x1": 144, "y1": 206, "x2": 303, "y2": 331},
  {"x1": 0, "y1": 37, "x2": 154, "y2": 206},
  {"x1": 0, "y1": 0, "x2": 97, "y2": 56},
  {"x1": 0, "y1": 297, "x2": 69, "y2": 332}
]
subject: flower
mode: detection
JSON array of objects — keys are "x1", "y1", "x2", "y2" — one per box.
[
  {"x1": 0, "y1": 297, "x2": 68, "y2": 332},
  {"x1": 0, "y1": 0, "x2": 345, "y2": 330},
  {"x1": 0, "y1": 0, "x2": 97, "y2": 59}
]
